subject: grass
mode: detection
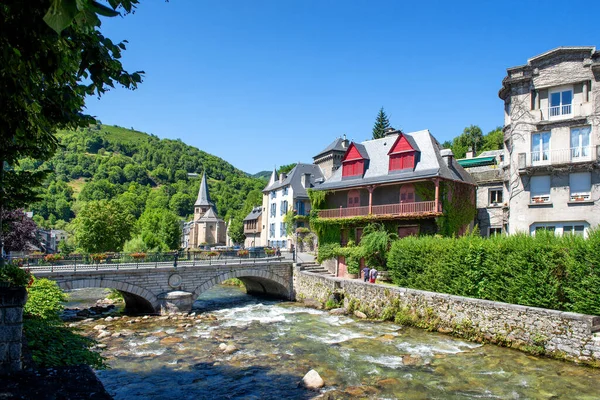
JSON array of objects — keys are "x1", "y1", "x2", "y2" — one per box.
[
  {"x1": 100, "y1": 125, "x2": 150, "y2": 145},
  {"x1": 67, "y1": 178, "x2": 86, "y2": 199}
]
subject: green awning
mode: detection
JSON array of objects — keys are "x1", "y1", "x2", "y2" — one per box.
[{"x1": 457, "y1": 156, "x2": 496, "y2": 168}]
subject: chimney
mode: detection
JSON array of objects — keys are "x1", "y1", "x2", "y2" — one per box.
[
  {"x1": 465, "y1": 147, "x2": 474, "y2": 159},
  {"x1": 440, "y1": 149, "x2": 454, "y2": 166},
  {"x1": 302, "y1": 173, "x2": 311, "y2": 189},
  {"x1": 384, "y1": 127, "x2": 399, "y2": 136},
  {"x1": 279, "y1": 173, "x2": 286, "y2": 182},
  {"x1": 342, "y1": 134, "x2": 349, "y2": 149}
]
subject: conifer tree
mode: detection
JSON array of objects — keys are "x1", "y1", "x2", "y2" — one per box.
[{"x1": 372, "y1": 107, "x2": 391, "y2": 139}]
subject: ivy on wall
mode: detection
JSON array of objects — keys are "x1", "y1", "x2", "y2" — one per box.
[
  {"x1": 307, "y1": 189, "x2": 328, "y2": 210},
  {"x1": 436, "y1": 181, "x2": 476, "y2": 237}
]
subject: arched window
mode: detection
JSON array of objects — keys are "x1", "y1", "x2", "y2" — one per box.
[
  {"x1": 347, "y1": 190, "x2": 360, "y2": 208},
  {"x1": 400, "y1": 184, "x2": 415, "y2": 203}
]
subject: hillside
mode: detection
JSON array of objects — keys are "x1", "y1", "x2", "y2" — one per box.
[{"x1": 24, "y1": 124, "x2": 266, "y2": 249}]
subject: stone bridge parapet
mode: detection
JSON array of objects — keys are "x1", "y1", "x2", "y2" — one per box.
[{"x1": 33, "y1": 261, "x2": 293, "y2": 314}]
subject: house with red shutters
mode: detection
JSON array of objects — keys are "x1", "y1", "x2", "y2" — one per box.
[{"x1": 312, "y1": 128, "x2": 476, "y2": 247}]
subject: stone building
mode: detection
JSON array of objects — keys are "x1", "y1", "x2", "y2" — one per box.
[
  {"x1": 312, "y1": 135, "x2": 349, "y2": 180},
  {"x1": 243, "y1": 206, "x2": 263, "y2": 248},
  {"x1": 187, "y1": 172, "x2": 226, "y2": 247},
  {"x1": 499, "y1": 47, "x2": 600, "y2": 236},
  {"x1": 260, "y1": 164, "x2": 324, "y2": 250},
  {"x1": 458, "y1": 150, "x2": 508, "y2": 236}
]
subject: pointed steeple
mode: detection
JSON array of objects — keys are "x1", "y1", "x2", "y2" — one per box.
[
  {"x1": 267, "y1": 167, "x2": 277, "y2": 186},
  {"x1": 195, "y1": 171, "x2": 214, "y2": 207}
]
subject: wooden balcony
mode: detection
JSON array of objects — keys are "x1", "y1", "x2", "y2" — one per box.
[{"x1": 317, "y1": 200, "x2": 441, "y2": 219}]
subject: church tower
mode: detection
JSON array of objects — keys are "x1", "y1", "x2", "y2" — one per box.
[{"x1": 188, "y1": 171, "x2": 226, "y2": 248}]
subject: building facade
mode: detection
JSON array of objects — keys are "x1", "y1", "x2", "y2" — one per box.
[
  {"x1": 243, "y1": 206, "x2": 263, "y2": 248},
  {"x1": 499, "y1": 47, "x2": 600, "y2": 237},
  {"x1": 458, "y1": 150, "x2": 508, "y2": 236},
  {"x1": 260, "y1": 164, "x2": 324, "y2": 250},
  {"x1": 314, "y1": 129, "x2": 475, "y2": 260},
  {"x1": 187, "y1": 172, "x2": 227, "y2": 247}
]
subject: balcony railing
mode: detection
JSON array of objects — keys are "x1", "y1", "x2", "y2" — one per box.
[
  {"x1": 520, "y1": 146, "x2": 598, "y2": 168},
  {"x1": 317, "y1": 201, "x2": 440, "y2": 219},
  {"x1": 548, "y1": 104, "x2": 572, "y2": 118}
]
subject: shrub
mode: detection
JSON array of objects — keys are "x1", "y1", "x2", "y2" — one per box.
[
  {"x1": 24, "y1": 278, "x2": 67, "y2": 320},
  {"x1": 386, "y1": 230, "x2": 600, "y2": 314},
  {"x1": 23, "y1": 277, "x2": 105, "y2": 369},
  {"x1": 24, "y1": 319, "x2": 105, "y2": 369},
  {"x1": 0, "y1": 262, "x2": 31, "y2": 287}
]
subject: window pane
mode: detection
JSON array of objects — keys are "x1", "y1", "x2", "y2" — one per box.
[
  {"x1": 570, "y1": 172, "x2": 591, "y2": 194},
  {"x1": 562, "y1": 90, "x2": 572, "y2": 105},
  {"x1": 532, "y1": 133, "x2": 540, "y2": 153},
  {"x1": 550, "y1": 92, "x2": 561, "y2": 107}
]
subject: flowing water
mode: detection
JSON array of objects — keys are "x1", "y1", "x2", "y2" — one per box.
[{"x1": 66, "y1": 286, "x2": 600, "y2": 399}]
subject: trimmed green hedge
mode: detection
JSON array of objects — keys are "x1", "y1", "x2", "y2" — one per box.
[{"x1": 387, "y1": 230, "x2": 600, "y2": 315}]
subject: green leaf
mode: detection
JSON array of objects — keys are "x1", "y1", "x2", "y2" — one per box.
[
  {"x1": 43, "y1": 0, "x2": 80, "y2": 34},
  {"x1": 89, "y1": 1, "x2": 120, "y2": 17}
]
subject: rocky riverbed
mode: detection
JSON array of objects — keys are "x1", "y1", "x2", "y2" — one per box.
[{"x1": 62, "y1": 285, "x2": 600, "y2": 400}]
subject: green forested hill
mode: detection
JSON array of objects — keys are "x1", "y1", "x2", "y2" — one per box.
[{"x1": 21, "y1": 124, "x2": 266, "y2": 252}]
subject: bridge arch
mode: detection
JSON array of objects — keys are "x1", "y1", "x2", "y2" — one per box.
[
  {"x1": 192, "y1": 269, "x2": 291, "y2": 300},
  {"x1": 57, "y1": 278, "x2": 159, "y2": 314}
]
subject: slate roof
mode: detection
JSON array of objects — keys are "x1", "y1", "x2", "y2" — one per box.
[
  {"x1": 315, "y1": 130, "x2": 475, "y2": 191},
  {"x1": 198, "y1": 207, "x2": 223, "y2": 222},
  {"x1": 243, "y1": 206, "x2": 262, "y2": 222},
  {"x1": 194, "y1": 172, "x2": 214, "y2": 207},
  {"x1": 263, "y1": 163, "x2": 324, "y2": 199},
  {"x1": 313, "y1": 137, "x2": 347, "y2": 160},
  {"x1": 352, "y1": 143, "x2": 370, "y2": 159}
]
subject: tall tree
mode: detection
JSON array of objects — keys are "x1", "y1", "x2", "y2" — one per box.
[
  {"x1": 372, "y1": 107, "x2": 391, "y2": 139},
  {"x1": 1, "y1": 209, "x2": 39, "y2": 252},
  {"x1": 73, "y1": 200, "x2": 135, "y2": 253},
  {"x1": 0, "y1": 0, "x2": 142, "y2": 265},
  {"x1": 462, "y1": 125, "x2": 484, "y2": 155},
  {"x1": 480, "y1": 127, "x2": 504, "y2": 153}
]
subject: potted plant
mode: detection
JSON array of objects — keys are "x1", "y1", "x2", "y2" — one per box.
[
  {"x1": 237, "y1": 249, "x2": 249, "y2": 257},
  {"x1": 44, "y1": 254, "x2": 63, "y2": 263},
  {"x1": 265, "y1": 248, "x2": 276, "y2": 256},
  {"x1": 131, "y1": 252, "x2": 147, "y2": 260}
]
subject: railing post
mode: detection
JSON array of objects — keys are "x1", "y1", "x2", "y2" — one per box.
[{"x1": 339, "y1": 206, "x2": 342, "y2": 218}]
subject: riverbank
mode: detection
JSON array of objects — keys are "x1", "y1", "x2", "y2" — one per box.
[
  {"x1": 293, "y1": 266, "x2": 600, "y2": 367},
  {"x1": 61, "y1": 285, "x2": 600, "y2": 399}
]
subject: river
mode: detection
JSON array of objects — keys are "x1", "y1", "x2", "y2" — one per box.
[{"x1": 65, "y1": 285, "x2": 600, "y2": 399}]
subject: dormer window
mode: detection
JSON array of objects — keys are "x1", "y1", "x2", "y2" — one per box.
[
  {"x1": 549, "y1": 87, "x2": 572, "y2": 118},
  {"x1": 341, "y1": 143, "x2": 368, "y2": 178},
  {"x1": 388, "y1": 133, "x2": 418, "y2": 172}
]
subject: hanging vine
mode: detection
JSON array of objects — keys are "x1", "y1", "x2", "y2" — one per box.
[{"x1": 436, "y1": 181, "x2": 477, "y2": 237}]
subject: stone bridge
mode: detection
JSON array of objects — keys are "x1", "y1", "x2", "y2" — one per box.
[{"x1": 32, "y1": 261, "x2": 294, "y2": 314}]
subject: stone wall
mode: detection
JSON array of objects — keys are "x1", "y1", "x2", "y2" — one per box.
[
  {"x1": 35, "y1": 262, "x2": 294, "y2": 314},
  {"x1": 0, "y1": 287, "x2": 27, "y2": 374},
  {"x1": 293, "y1": 268, "x2": 600, "y2": 365}
]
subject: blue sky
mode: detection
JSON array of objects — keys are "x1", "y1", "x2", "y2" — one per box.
[{"x1": 86, "y1": 0, "x2": 599, "y2": 174}]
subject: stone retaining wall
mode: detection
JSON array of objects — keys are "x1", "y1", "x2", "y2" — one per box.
[
  {"x1": 293, "y1": 267, "x2": 600, "y2": 365},
  {"x1": 0, "y1": 287, "x2": 27, "y2": 374}
]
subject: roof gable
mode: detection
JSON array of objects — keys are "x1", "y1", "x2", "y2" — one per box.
[
  {"x1": 343, "y1": 143, "x2": 369, "y2": 162},
  {"x1": 388, "y1": 133, "x2": 419, "y2": 155}
]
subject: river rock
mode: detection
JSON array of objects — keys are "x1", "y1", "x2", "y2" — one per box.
[
  {"x1": 158, "y1": 316, "x2": 169, "y2": 321},
  {"x1": 111, "y1": 332, "x2": 121, "y2": 338},
  {"x1": 377, "y1": 378, "x2": 400, "y2": 386},
  {"x1": 302, "y1": 369, "x2": 324, "y2": 390},
  {"x1": 329, "y1": 308, "x2": 346, "y2": 315},
  {"x1": 345, "y1": 386, "x2": 377, "y2": 397},
  {"x1": 402, "y1": 354, "x2": 421, "y2": 366},
  {"x1": 303, "y1": 299, "x2": 322, "y2": 309},
  {"x1": 154, "y1": 331, "x2": 167, "y2": 338},
  {"x1": 218, "y1": 343, "x2": 227, "y2": 350},
  {"x1": 96, "y1": 344, "x2": 107, "y2": 349},
  {"x1": 223, "y1": 344, "x2": 238, "y2": 354},
  {"x1": 97, "y1": 330, "x2": 111, "y2": 339},
  {"x1": 160, "y1": 337, "x2": 184, "y2": 345},
  {"x1": 354, "y1": 310, "x2": 367, "y2": 319},
  {"x1": 93, "y1": 324, "x2": 107, "y2": 331},
  {"x1": 142, "y1": 315, "x2": 149, "y2": 320},
  {"x1": 104, "y1": 316, "x2": 114, "y2": 322}
]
